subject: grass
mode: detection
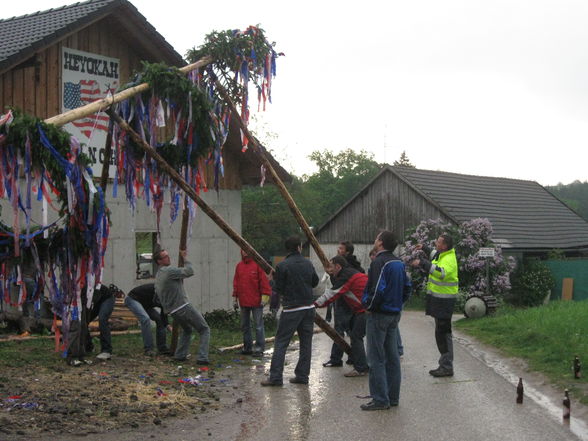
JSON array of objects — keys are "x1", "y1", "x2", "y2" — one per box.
[
  {"x1": 454, "y1": 300, "x2": 588, "y2": 404},
  {"x1": 0, "y1": 315, "x2": 278, "y2": 369}
]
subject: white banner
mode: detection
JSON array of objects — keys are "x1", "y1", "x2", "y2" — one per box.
[{"x1": 61, "y1": 47, "x2": 120, "y2": 177}]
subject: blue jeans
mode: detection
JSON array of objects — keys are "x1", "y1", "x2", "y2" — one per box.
[
  {"x1": 88, "y1": 295, "x2": 115, "y2": 354},
  {"x1": 366, "y1": 312, "x2": 401, "y2": 406},
  {"x1": 269, "y1": 308, "x2": 315, "y2": 383},
  {"x1": 125, "y1": 296, "x2": 168, "y2": 352},
  {"x1": 172, "y1": 304, "x2": 210, "y2": 362},
  {"x1": 240, "y1": 306, "x2": 265, "y2": 352}
]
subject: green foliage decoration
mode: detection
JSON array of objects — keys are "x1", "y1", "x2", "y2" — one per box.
[{"x1": 186, "y1": 26, "x2": 281, "y2": 106}]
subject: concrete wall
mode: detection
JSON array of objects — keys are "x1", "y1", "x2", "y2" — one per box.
[{"x1": 1, "y1": 188, "x2": 242, "y2": 313}]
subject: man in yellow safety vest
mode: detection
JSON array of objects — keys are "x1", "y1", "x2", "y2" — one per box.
[{"x1": 411, "y1": 233, "x2": 459, "y2": 377}]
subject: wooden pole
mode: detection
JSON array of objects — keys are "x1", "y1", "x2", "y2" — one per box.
[
  {"x1": 105, "y1": 109, "x2": 351, "y2": 355},
  {"x1": 170, "y1": 202, "x2": 190, "y2": 354},
  {"x1": 214, "y1": 82, "x2": 331, "y2": 270},
  {"x1": 44, "y1": 57, "x2": 213, "y2": 128}
]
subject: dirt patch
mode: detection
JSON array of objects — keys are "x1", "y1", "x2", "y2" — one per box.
[{"x1": 0, "y1": 351, "x2": 257, "y2": 440}]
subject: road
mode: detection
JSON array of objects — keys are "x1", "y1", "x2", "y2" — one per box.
[{"x1": 49, "y1": 310, "x2": 588, "y2": 441}]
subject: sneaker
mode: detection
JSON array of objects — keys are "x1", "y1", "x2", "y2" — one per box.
[
  {"x1": 68, "y1": 358, "x2": 83, "y2": 367},
  {"x1": 260, "y1": 379, "x2": 283, "y2": 387},
  {"x1": 344, "y1": 369, "x2": 368, "y2": 377},
  {"x1": 429, "y1": 367, "x2": 454, "y2": 377},
  {"x1": 174, "y1": 354, "x2": 191, "y2": 362},
  {"x1": 360, "y1": 400, "x2": 390, "y2": 411},
  {"x1": 289, "y1": 377, "x2": 309, "y2": 385},
  {"x1": 96, "y1": 352, "x2": 112, "y2": 361},
  {"x1": 144, "y1": 350, "x2": 156, "y2": 357},
  {"x1": 252, "y1": 351, "x2": 264, "y2": 357},
  {"x1": 241, "y1": 350, "x2": 253, "y2": 355},
  {"x1": 196, "y1": 360, "x2": 210, "y2": 366},
  {"x1": 322, "y1": 360, "x2": 343, "y2": 367}
]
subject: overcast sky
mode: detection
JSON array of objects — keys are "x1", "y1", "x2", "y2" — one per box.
[{"x1": 4, "y1": 0, "x2": 588, "y2": 185}]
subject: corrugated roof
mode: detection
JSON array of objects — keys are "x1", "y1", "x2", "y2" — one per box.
[
  {"x1": 391, "y1": 166, "x2": 588, "y2": 250},
  {"x1": 0, "y1": 0, "x2": 184, "y2": 73}
]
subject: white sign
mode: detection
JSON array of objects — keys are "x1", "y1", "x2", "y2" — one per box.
[
  {"x1": 61, "y1": 47, "x2": 120, "y2": 177},
  {"x1": 478, "y1": 247, "x2": 496, "y2": 258}
]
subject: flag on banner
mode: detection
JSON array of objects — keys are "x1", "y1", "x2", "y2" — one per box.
[{"x1": 63, "y1": 80, "x2": 109, "y2": 138}]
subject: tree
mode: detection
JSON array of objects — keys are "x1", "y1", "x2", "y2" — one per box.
[
  {"x1": 393, "y1": 150, "x2": 415, "y2": 168},
  {"x1": 241, "y1": 149, "x2": 381, "y2": 257}
]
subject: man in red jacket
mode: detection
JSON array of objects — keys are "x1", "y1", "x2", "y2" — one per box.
[
  {"x1": 233, "y1": 249, "x2": 272, "y2": 356},
  {"x1": 315, "y1": 255, "x2": 369, "y2": 377}
]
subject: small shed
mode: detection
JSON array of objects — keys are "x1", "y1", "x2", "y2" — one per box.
[{"x1": 0, "y1": 0, "x2": 290, "y2": 312}]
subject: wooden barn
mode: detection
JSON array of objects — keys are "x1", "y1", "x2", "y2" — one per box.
[
  {"x1": 310, "y1": 165, "x2": 588, "y2": 272},
  {"x1": 0, "y1": 0, "x2": 289, "y2": 312}
]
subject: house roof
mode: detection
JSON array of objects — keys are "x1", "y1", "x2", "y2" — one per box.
[
  {"x1": 0, "y1": 0, "x2": 184, "y2": 74},
  {"x1": 315, "y1": 165, "x2": 588, "y2": 252},
  {"x1": 392, "y1": 166, "x2": 588, "y2": 250}
]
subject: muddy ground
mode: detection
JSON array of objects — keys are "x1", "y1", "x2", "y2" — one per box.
[{"x1": 0, "y1": 345, "x2": 262, "y2": 440}]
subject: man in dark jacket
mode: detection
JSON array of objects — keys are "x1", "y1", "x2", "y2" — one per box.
[
  {"x1": 361, "y1": 231, "x2": 412, "y2": 410},
  {"x1": 125, "y1": 283, "x2": 171, "y2": 356},
  {"x1": 261, "y1": 236, "x2": 319, "y2": 386},
  {"x1": 233, "y1": 249, "x2": 272, "y2": 356}
]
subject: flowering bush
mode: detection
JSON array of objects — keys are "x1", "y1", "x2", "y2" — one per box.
[
  {"x1": 507, "y1": 260, "x2": 555, "y2": 307},
  {"x1": 402, "y1": 218, "x2": 516, "y2": 299}
]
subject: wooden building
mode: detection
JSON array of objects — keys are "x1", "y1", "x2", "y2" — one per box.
[
  {"x1": 310, "y1": 165, "x2": 588, "y2": 272},
  {"x1": 0, "y1": 0, "x2": 289, "y2": 312}
]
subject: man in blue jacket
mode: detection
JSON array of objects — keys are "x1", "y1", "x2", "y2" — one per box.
[
  {"x1": 361, "y1": 230, "x2": 412, "y2": 410},
  {"x1": 261, "y1": 236, "x2": 319, "y2": 386}
]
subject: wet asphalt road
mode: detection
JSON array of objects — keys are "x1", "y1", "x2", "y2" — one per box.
[{"x1": 48, "y1": 310, "x2": 587, "y2": 441}]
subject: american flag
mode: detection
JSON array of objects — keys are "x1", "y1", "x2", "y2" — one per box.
[{"x1": 63, "y1": 80, "x2": 110, "y2": 138}]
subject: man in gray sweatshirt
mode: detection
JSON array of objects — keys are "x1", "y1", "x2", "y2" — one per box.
[{"x1": 154, "y1": 248, "x2": 210, "y2": 364}]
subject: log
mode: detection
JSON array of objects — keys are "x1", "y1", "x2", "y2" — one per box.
[
  {"x1": 214, "y1": 82, "x2": 331, "y2": 269},
  {"x1": 44, "y1": 57, "x2": 213, "y2": 128},
  {"x1": 106, "y1": 109, "x2": 351, "y2": 356},
  {"x1": 170, "y1": 203, "x2": 190, "y2": 354}
]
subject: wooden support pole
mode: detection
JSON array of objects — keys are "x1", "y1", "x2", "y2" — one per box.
[
  {"x1": 170, "y1": 202, "x2": 190, "y2": 354},
  {"x1": 215, "y1": 82, "x2": 331, "y2": 270},
  {"x1": 44, "y1": 57, "x2": 213, "y2": 128},
  {"x1": 105, "y1": 109, "x2": 351, "y2": 355}
]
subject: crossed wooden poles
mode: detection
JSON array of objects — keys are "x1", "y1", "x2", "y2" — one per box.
[{"x1": 44, "y1": 58, "x2": 351, "y2": 355}]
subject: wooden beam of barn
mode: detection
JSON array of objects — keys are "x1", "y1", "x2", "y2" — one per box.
[{"x1": 105, "y1": 109, "x2": 351, "y2": 355}]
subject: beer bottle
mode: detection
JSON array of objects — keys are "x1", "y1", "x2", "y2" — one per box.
[
  {"x1": 574, "y1": 356, "x2": 581, "y2": 379},
  {"x1": 563, "y1": 389, "x2": 571, "y2": 420},
  {"x1": 516, "y1": 377, "x2": 524, "y2": 404}
]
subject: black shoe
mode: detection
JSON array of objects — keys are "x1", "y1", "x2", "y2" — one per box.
[
  {"x1": 158, "y1": 348, "x2": 173, "y2": 356},
  {"x1": 360, "y1": 400, "x2": 390, "y2": 411},
  {"x1": 429, "y1": 367, "x2": 454, "y2": 377},
  {"x1": 322, "y1": 360, "x2": 343, "y2": 367},
  {"x1": 252, "y1": 351, "x2": 264, "y2": 357},
  {"x1": 196, "y1": 360, "x2": 210, "y2": 366},
  {"x1": 260, "y1": 379, "x2": 283, "y2": 387},
  {"x1": 241, "y1": 350, "x2": 253, "y2": 355},
  {"x1": 289, "y1": 377, "x2": 309, "y2": 385}
]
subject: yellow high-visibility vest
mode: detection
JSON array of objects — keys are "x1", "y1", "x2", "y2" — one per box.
[{"x1": 426, "y1": 248, "x2": 459, "y2": 297}]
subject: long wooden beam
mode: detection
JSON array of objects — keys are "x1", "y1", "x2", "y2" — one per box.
[
  {"x1": 44, "y1": 57, "x2": 213, "y2": 128},
  {"x1": 215, "y1": 82, "x2": 331, "y2": 271},
  {"x1": 105, "y1": 109, "x2": 351, "y2": 355}
]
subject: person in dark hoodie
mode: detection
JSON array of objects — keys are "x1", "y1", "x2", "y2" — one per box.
[
  {"x1": 361, "y1": 231, "x2": 411, "y2": 410},
  {"x1": 261, "y1": 236, "x2": 319, "y2": 386}
]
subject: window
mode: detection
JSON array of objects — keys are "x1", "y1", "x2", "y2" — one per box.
[{"x1": 136, "y1": 232, "x2": 157, "y2": 279}]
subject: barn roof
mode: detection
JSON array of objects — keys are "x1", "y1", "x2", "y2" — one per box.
[
  {"x1": 316, "y1": 165, "x2": 588, "y2": 251},
  {"x1": 0, "y1": 0, "x2": 184, "y2": 74}
]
